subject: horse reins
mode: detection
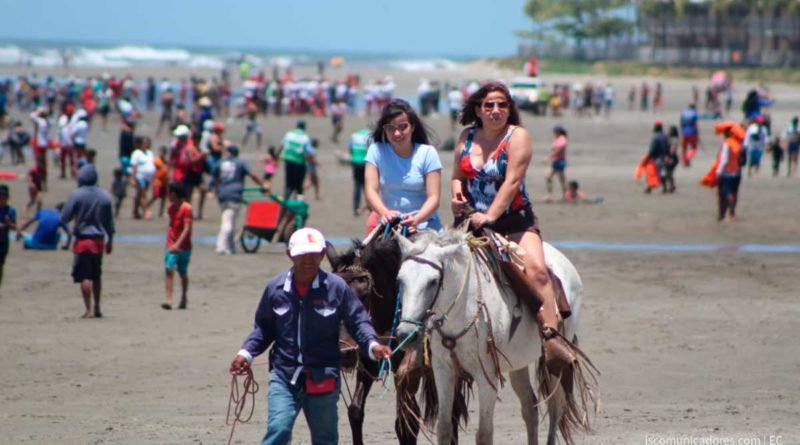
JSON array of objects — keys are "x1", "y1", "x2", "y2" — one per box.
[
  {"x1": 398, "y1": 249, "x2": 475, "y2": 330},
  {"x1": 396, "y1": 255, "x2": 445, "y2": 329},
  {"x1": 398, "y1": 248, "x2": 510, "y2": 394}
]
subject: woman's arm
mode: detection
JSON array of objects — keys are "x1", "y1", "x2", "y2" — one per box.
[
  {"x1": 483, "y1": 127, "x2": 532, "y2": 222},
  {"x1": 451, "y1": 130, "x2": 470, "y2": 217},
  {"x1": 408, "y1": 170, "x2": 440, "y2": 227},
  {"x1": 364, "y1": 163, "x2": 397, "y2": 222}
]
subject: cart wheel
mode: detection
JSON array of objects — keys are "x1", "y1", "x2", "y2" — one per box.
[{"x1": 240, "y1": 230, "x2": 261, "y2": 253}]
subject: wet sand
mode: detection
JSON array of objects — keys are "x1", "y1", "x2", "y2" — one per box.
[{"x1": 0, "y1": 64, "x2": 798, "y2": 444}]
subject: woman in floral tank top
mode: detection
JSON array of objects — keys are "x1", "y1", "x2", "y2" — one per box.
[{"x1": 451, "y1": 81, "x2": 572, "y2": 370}]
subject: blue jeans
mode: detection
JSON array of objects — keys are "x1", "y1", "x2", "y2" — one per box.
[{"x1": 262, "y1": 373, "x2": 339, "y2": 445}]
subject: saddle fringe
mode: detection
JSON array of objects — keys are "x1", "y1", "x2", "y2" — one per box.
[
  {"x1": 396, "y1": 342, "x2": 474, "y2": 441},
  {"x1": 536, "y1": 336, "x2": 602, "y2": 445}
]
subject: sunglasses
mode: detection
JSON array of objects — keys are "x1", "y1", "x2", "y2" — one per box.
[
  {"x1": 383, "y1": 122, "x2": 411, "y2": 133},
  {"x1": 482, "y1": 100, "x2": 510, "y2": 111}
]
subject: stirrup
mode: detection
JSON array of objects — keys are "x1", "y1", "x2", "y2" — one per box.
[{"x1": 540, "y1": 326, "x2": 576, "y2": 376}]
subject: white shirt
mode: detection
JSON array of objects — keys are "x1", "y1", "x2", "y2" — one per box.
[
  {"x1": 130, "y1": 149, "x2": 156, "y2": 180},
  {"x1": 744, "y1": 124, "x2": 768, "y2": 153},
  {"x1": 71, "y1": 120, "x2": 89, "y2": 145},
  {"x1": 30, "y1": 113, "x2": 49, "y2": 145},
  {"x1": 58, "y1": 114, "x2": 73, "y2": 147},
  {"x1": 448, "y1": 90, "x2": 463, "y2": 110}
]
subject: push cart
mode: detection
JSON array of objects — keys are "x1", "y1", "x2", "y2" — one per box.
[{"x1": 239, "y1": 187, "x2": 309, "y2": 253}]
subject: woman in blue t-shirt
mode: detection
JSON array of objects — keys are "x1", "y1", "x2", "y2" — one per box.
[{"x1": 364, "y1": 99, "x2": 442, "y2": 232}]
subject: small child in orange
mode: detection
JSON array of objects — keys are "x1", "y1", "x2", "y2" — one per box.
[{"x1": 148, "y1": 146, "x2": 170, "y2": 218}]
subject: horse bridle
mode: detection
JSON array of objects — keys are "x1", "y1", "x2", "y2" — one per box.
[{"x1": 397, "y1": 255, "x2": 445, "y2": 329}]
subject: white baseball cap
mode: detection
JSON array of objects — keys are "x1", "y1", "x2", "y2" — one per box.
[
  {"x1": 173, "y1": 125, "x2": 190, "y2": 137},
  {"x1": 288, "y1": 228, "x2": 327, "y2": 257}
]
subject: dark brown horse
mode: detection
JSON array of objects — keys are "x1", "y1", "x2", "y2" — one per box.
[{"x1": 328, "y1": 234, "x2": 468, "y2": 445}]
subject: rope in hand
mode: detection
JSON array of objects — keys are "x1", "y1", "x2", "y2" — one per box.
[
  {"x1": 226, "y1": 365, "x2": 260, "y2": 445},
  {"x1": 378, "y1": 324, "x2": 421, "y2": 399},
  {"x1": 379, "y1": 288, "x2": 405, "y2": 380}
]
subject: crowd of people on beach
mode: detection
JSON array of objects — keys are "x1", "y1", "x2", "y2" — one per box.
[
  {"x1": 0, "y1": 65, "x2": 797, "y2": 314},
  {"x1": 631, "y1": 81, "x2": 797, "y2": 222},
  {"x1": 0, "y1": 61, "x2": 799, "y2": 445}
]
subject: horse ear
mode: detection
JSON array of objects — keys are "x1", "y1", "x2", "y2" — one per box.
[
  {"x1": 394, "y1": 230, "x2": 417, "y2": 258},
  {"x1": 438, "y1": 243, "x2": 464, "y2": 261},
  {"x1": 325, "y1": 241, "x2": 339, "y2": 269}
]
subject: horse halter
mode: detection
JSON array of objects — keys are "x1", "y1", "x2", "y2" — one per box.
[{"x1": 397, "y1": 255, "x2": 444, "y2": 329}]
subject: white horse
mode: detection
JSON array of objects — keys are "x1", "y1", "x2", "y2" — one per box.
[{"x1": 394, "y1": 229, "x2": 597, "y2": 445}]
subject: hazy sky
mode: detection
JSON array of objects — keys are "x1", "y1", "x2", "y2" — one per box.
[{"x1": 0, "y1": 0, "x2": 532, "y2": 57}]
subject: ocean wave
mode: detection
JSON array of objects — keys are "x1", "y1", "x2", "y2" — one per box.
[
  {"x1": 387, "y1": 58, "x2": 461, "y2": 72},
  {"x1": 0, "y1": 43, "x2": 463, "y2": 72}
]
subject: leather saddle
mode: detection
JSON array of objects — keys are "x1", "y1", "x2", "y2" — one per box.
[{"x1": 471, "y1": 226, "x2": 572, "y2": 320}]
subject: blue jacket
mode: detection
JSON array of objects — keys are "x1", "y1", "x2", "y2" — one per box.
[{"x1": 241, "y1": 269, "x2": 378, "y2": 386}]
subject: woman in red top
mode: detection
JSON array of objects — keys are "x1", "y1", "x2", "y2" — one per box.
[{"x1": 451, "y1": 81, "x2": 571, "y2": 370}]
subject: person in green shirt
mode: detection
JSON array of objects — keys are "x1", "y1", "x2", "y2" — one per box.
[
  {"x1": 277, "y1": 120, "x2": 314, "y2": 200},
  {"x1": 349, "y1": 128, "x2": 371, "y2": 216}
]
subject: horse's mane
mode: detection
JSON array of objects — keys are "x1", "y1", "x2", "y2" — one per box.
[
  {"x1": 412, "y1": 228, "x2": 468, "y2": 249},
  {"x1": 328, "y1": 239, "x2": 362, "y2": 271}
]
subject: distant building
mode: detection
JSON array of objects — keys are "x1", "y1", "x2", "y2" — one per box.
[{"x1": 639, "y1": 1, "x2": 800, "y2": 67}]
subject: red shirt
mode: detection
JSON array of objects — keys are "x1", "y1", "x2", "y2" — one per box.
[
  {"x1": 170, "y1": 139, "x2": 200, "y2": 181},
  {"x1": 294, "y1": 282, "x2": 310, "y2": 298},
  {"x1": 167, "y1": 201, "x2": 193, "y2": 250}
]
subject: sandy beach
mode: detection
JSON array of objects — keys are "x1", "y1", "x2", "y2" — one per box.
[{"x1": 0, "y1": 62, "x2": 798, "y2": 444}]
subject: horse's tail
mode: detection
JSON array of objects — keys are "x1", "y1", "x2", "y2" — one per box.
[{"x1": 536, "y1": 335, "x2": 601, "y2": 445}]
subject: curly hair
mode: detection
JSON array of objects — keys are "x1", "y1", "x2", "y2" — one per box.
[{"x1": 459, "y1": 81, "x2": 521, "y2": 128}]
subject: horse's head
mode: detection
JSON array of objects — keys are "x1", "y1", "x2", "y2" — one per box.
[
  {"x1": 327, "y1": 240, "x2": 373, "y2": 300},
  {"x1": 394, "y1": 230, "x2": 467, "y2": 348}
]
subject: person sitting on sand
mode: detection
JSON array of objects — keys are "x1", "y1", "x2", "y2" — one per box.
[
  {"x1": 17, "y1": 203, "x2": 71, "y2": 250},
  {"x1": 563, "y1": 180, "x2": 603, "y2": 204}
]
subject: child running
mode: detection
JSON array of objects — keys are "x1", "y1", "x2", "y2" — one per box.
[
  {"x1": 163, "y1": 181, "x2": 192, "y2": 310},
  {"x1": 262, "y1": 145, "x2": 277, "y2": 181}
]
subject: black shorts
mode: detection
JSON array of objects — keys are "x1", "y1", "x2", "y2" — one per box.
[
  {"x1": 285, "y1": 161, "x2": 307, "y2": 196},
  {"x1": 72, "y1": 252, "x2": 103, "y2": 283},
  {"x1": 0, "y1": 241, "x2": 8, "y2": 267},
  {"x1": 488, "y1": 204, "x2": 540, "y2": 237},
  {"x1": 718, "y1": 176, "x2": 741, "y2": 198},
  {"x1": 183, "y1": 170, "x2": 204, "y2": 187},
  {"x1": 352, "y1": 163, "x2": 365, "y2": 185}
]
